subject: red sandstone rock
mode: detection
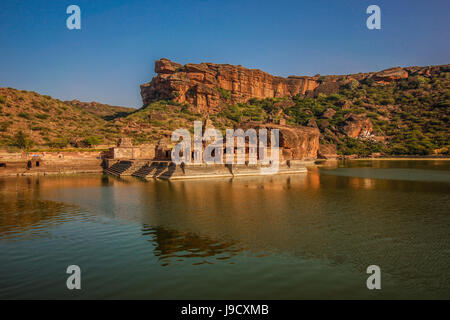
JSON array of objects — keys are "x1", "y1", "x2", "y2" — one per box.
[
  {"x1": 318, "y1": 144, "x2": 338, "y2": 159},
  {"x1": 342, "y1": 115, "x2": 373, "y2": 138},
  {"x1": 141, "y1": 59, "x2": 320, "y2": 113},
  {"x1": 373, "y1": 67, "x2": 409, "y2": 82},
  {"x1": 141, "y1": 59, "x2": 449, "y2": 115},
  {"x1": 240, "y1": 122, "x2": 320, "y2": 160}
]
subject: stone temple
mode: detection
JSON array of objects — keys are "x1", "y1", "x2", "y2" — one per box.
[{"x1": 103, "y1": 118, "x2": 322, "y2": 180}]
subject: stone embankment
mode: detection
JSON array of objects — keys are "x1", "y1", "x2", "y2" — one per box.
[{"x1": 0, "y1": 151, "x2": 104, "y2": 177}]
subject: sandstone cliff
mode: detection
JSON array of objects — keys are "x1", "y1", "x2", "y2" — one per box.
[
  {"x1": 140, "y1": 58, "x2": 447, "y2": 113},
  {"x1": 141, "y1": 58, "x2": 319, "y2": 113}
]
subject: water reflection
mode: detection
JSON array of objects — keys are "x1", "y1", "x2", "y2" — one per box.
[
  {"x1": 142, "y1": 225, "x2": 244, "y2": 266},
  {"x1": 0, "y1": 162, "x2": 449, "y2": 298}
]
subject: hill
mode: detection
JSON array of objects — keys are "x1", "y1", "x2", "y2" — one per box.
[
  {"x1": 1, "y1": 59, "x2": 449, "y2": 156},
  {"x1": 0, "y1": 88, "x2": 131, "y2": 149},
  {"x1": 138, "y1": 60, "x2": 450, "y2": 156}
]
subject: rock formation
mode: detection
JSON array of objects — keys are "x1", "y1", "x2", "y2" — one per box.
[
  {"x1": 141, "y1": 59, "x2": 448, "y2": 114},
  {"x1": 240, "y1": 121, "x2": 320, "y2": 160},
  {"x1": 373, "y1": 67, "x2": 409, "y2": 83},
  {"x1": 342, "y1": 114, "x2": 373, "y2": 139},
  {"x1": 318, "y1": 144, "x2": 338, "y2": 159},
  {"x1": 141, "y1": 58, "x2": 319, "y2": 113}
]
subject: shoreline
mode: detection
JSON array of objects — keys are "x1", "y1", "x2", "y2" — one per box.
[
  {"x1": 341, "y1": 157, "x2": 450, "y2": 161},
  {"x1": 1, "y1": 154, "x2": 449, "y2": 178}
]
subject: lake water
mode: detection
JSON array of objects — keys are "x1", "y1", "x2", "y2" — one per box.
[{"x1": 0, "y1": 160, "x2": 449, "y2": 299}]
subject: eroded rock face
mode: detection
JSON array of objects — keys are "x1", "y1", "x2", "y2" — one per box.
[
  {"x1": 318, "y1": 144, "x2": 338, "y2": 159},
  {"x1": 240, "y1": 122, "x2": 320, "y2": 160},
  {"x1": 342, "y1": 115, "x2": 373, "y2": 138},
  {"x1": 141, "y1": 58, "x2": 449, "y2": 115},
  {"x1": 141, "y1": 58, "x2": 320, "y2": 113},
  {"x1": 373, "y1": 67, "x2": 409, "y2": 83}
]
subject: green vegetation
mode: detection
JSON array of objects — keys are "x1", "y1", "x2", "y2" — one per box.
[
  {"x1": 216, "y1": 87, "x2": 231, "y2": 100},
  {"x1": 35, "y1": 113, "x2": 49, "y2": 120},
  {"x1": 48, "y1": 137, "x2": 69, "y2": 149},
  {"x1": 212, "y1": 70, "x2": 449, "y2": 156},
  {"x1": 83, "y1": 136, "x2": 103, "y2": 147},
  {"x1": 12, "y1": 130, "x2": 33, "y2": 149},
  {"x1": 219, "y1": 102, "x2": 267, "y2": 123},
  {"x1": 18, "y1": 112, "x2": 32, "y2": 120}
]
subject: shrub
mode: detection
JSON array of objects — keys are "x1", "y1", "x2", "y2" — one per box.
[
  {"x1": 18, "y1": 112, "x2": 32, "y2": 120},
  {"x1": 219, "y1": 104, "x2": 242, "y2": 122},
  {"x1": 83, "y1": 136, "x2": 102, "y2": 147},
  {"x1": 0, "y1": 122, "x2": 10, "y2": 132},
  {"x1": 216, "y1": 87, "x2": 231, "y2": 100},
  {"x1": 12, "y1": 130, "x2": 33, "y2": 149},
  {"x1": 35, "y1": 113, "x2": 49, "y2": 120},
  {"x1": 48, "y1": 138, "x2": 69, "y2": 149}
]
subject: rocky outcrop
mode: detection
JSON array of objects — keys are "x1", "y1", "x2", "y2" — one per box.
[
  {"x1": 240, "y1": 122, "x2": 320, "y2": 160},
  {"x1": 141, "y1": 59, "x2": 449, "y2": 114},
  {"x1": 141, "y1": 58, "x2": 320, "y2": 113},
  {"x1": 373, "y1": 67, "x2": 409, "y2": 83},
  {"x1": 342, "y1": 114, "x2": 373, "y2": 138},
  {"x1": 318, "y1": 144, "x2": 338, "y2": 159}
]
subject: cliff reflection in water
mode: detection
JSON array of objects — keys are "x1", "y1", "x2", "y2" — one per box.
[
  {"x1": 142, "y1": 225, "x2": 243, "y2": 266},
  {"x1": 0, "y1": 162, "x2": 449, "y2": 298},
  {"x1": 132, "y1": 168, "x2": 449, "y2": 294}
]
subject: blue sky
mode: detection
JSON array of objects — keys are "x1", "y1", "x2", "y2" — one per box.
[{"x1": 0, "y1": 0, "x2": 449, "y2": 107}]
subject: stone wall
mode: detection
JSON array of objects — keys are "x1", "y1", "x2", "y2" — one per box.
[
  {"x1": 0, "y1": 151, "x2": 104, "y2": 176},
  {"x1": 109, "y1": 144, "x2": 156, "y2": 160}
]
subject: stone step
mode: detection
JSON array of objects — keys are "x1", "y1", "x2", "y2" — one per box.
[
  {"x1": 131, "y1": 162, "x2": 170, "y2": 179},
  {"x1": 104, "y1": 160, "x2": 152, "y2": 177}
]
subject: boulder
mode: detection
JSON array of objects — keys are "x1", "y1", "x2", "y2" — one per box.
[
  {"x1": 240, "y1": 121, "x2": 320, "y2": 160},
  {"x1": 373, "y1": 67, "x2": 409, "y2": 83},
  {"x1": 342, "y1": 115, "x2": 373, "y2": 138},
  {"x1": 322, "y1": 108, "x2": 336, "y2": 119},
  {"x1": 318, "y1": 144, "x2": 338, "y2": 159}
]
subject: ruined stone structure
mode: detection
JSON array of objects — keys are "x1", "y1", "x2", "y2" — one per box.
[
  {"x1": 107, "y1": 138, "x2": 156, "y2": 160},
  {"x1": 103, "y1": 118, "x2": 320, "y2": 180},
  {"x1": 0, "y1": 151, "x2": 104, "y2": 176}
]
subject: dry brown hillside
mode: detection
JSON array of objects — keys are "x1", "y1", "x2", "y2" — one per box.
[{"x1": 0, "y1": 88, "x2": 133, "y2": 149}]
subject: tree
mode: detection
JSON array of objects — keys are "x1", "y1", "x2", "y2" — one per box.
[
  {"x1": 12, "y1": 130, "x2": 33, "y2": 149},
  {"x1": 48, "y1": 138, "x2": 69, "y2": 149},
  {"x1": 83, "y1": 136, "x2": 102, "y2": 147}
]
